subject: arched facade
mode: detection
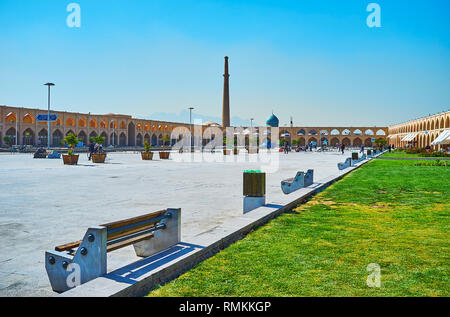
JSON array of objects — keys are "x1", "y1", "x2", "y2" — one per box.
[
  {"x1": 388, "y1": 110, "x2": 450, "y2": 150},
  {"x1": 1, "y1": 105, "x2": 390, "y2": 149},
  {"x1": 0, "y1": 105, "x2": 192, "y2": 148}
]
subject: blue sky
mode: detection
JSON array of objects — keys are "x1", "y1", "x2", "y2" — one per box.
[{"x1": 0, "y1": 0, "x2": 449, "y2": 126}]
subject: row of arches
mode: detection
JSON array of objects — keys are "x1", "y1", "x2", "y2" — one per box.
[
  {"x1": 390, "y1": 114, "x2": 450, "y2": 134},
  {"x1": 3, "y1": 112, "x2": 177, "y2": 132},
  {"x1": 390, "y1": 132, "x2": 443, "y2": 150},
  {"x1": 1, "y1": 127, "x2": 174, "y2": 147},
  {"x1": 287, "y1": 137, "x2": 375, "y2": 147},
  {"x1": 282, "y1": 128, "x2": 386, "y2": 137}
]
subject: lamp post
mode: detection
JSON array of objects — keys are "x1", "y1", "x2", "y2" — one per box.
[
  {"x1": 44, "y1": 83, "x2": 55, "y2": 149},
  {"x1": 15, "y1": 112, "x2": 18, "y2": 147},
  {"x1": 188, "y1": 107, "x2": 194, "y2": 151}
]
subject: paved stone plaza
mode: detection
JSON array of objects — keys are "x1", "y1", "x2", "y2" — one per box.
[{"x1": 0, "y1": 150, "x2": 354, "y2": 296}]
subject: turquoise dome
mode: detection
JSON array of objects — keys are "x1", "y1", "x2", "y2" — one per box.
[{"x1": 266, "y1": 113, "x2": 279, "y2": 127}]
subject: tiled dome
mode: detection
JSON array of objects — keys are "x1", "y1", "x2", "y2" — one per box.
[{"x1": 266, "y1": 113, "x2": 279, "y2": 127}]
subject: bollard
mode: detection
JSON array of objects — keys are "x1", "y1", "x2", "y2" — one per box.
[{"x1": 243, "y1": 170, "x2": 266, "y2": 213}]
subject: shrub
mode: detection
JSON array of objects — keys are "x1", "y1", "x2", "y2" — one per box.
[
  {"x1": 90, "y1": 135, "x2": 106, "y2": 145},
  {"x1": 144, "y1": 141, "x2": 151, "y2": 153},
  {"x1": 418, "y1": 151, "x2": 450, "y2": 158},
  {"x1": 3, "y1": 136, "x2": 11, "y2": 147},
  {"x1": 64, "y1": 133, "x2": 80, "y2": 155},
  {"x1": 414, "y1": 159, "x2": 450, "y2": 167}
]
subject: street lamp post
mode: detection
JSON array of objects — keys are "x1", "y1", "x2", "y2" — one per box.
[
  {"x1": 44, "y1": 83, "x2": 55, "y2": 149},
  {"x1": 15, "y1": 112, "x2": 18, "y2": 147},
  {"x1": 188, "y1": 107, "x2": 194, "y2": 151}
]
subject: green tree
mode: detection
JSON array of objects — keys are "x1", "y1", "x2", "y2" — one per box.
[
  {"x1": 3, "y1": 136, "x2": 11, "y2": 147},
  {"x1": 144, "y1": 141, "x2": 151, "y2": 153},
  {"x1": 90, "y1": 135, "x2": 106, "y2": 145},
  {"x1": 64, "y1": 133, "x2": 80, "y2": 155},
  {"x1": 374, "y1": 138, "x2": 387, "y2": 147}
]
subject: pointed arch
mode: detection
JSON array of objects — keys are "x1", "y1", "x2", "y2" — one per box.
[
  {"x1": 89, "y1": 119, "x2": 98, "y2": 128},
  {"x1": 52, "y1": 129, "x2": 64, "y2": 146},
  {"x1": 66, "y1": 117, "x2": 75, "y2": 127},
  {"x1": 22, "y1": 128, "x2": 35, "y2": 145},
  {"x1": 23, "y1": 113, "x2": 35, "y2": 124}
]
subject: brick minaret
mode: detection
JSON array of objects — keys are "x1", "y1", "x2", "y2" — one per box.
[{"x1": 222, "y1": 56, "x2": 230, "y2": 127}]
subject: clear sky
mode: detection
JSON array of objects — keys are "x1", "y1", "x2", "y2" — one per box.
[{"x1": 0, "y1": 0, "x2": 449, "y2": 126}]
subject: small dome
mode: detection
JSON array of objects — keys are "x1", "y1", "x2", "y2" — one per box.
[{"x1": 266, "y1": 113, "x2": 279, "y2": 127}]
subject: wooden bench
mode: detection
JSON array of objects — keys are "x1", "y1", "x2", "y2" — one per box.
[{"x1": 45, "y1": 208, "x2": 181, "y2": 293}]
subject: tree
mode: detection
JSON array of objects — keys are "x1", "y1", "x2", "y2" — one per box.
[
  {"x1": 144, "y1": 141, "x2": 151, "y2": 153},
  {"x1": 374, "y1": 138, "x2": 387, "y2": 147},
  {"x1": 3, "y1": 136, "x2": 11, "y2": 147},
  {"x1": 90, "y1": 135, "x2": 106, "y2": 145},
  {"x1": 64, "y1": 133, "x2": 80, "y2": 155}
]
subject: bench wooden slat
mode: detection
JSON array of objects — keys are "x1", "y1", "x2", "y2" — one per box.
[
  {"x1": 55, "y1": 240, "x2": 82, "y2": 252},
  {"x1": 101, "y1": 210, "x2": 166, "y2": 231},
  {"x1": 107, "y1": 232, "x2": 154, "y2": 252},
  {"x1": 106, "y1": 223, "x2": 161, "y2": 241},
  {"x1": 55, "y1": 210, "x2": 167, "y2": 252}
]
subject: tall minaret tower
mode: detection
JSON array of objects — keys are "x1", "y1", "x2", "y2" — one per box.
[{"x1": 222, "y1": 56, "x2": 230, "y2": 127}]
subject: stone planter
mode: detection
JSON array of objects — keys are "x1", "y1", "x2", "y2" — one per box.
[
  {"x1": 243, "y1": 171, "x2": 266, "y2": 197},
  {"x1": 141, "y1": 152, "x2": 154, "y2": 160},
  {"x1": 159, "y1": 152, "x2": 170, "y2": 160},
  {"x1": 62, "y1": 154, "x2": 79, "y2": 165},
  {"x1": 352, "y1": 152, "x2": 359, "y2": 160},
  {"x1": 92, "y1": 153, "x2": 107, "y2": 163}
]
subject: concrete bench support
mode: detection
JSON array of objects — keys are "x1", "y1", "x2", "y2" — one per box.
[
  {"x1": 281, "y1": 169, "x2": 314, "y2": 194},
  {"x1": 338, "y1": 158, "x2": 352, "y2": 170}
]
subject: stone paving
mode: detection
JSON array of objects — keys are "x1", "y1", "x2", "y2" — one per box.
[{"x1": 0, "y1": 149, "x2": 355, "y2": 296}]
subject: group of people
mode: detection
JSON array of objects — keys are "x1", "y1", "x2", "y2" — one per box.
[{"x1": 88, "y1": 141, "x2": 104, "y2": 161}]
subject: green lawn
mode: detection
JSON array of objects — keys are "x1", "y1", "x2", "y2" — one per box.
[{"x1": 148, "y1": 160, "x2": 449, "y2": 297}]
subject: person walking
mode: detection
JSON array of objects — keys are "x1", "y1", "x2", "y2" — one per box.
[
  {"x1": 341, "y1": 143, "x2": 345, "y2": 154},
  {"x1": 88, "y1": 140, "x2": 95, "y2": 161},
  {"x1": 360, "y1": 144, "x2": 364, "y2": 153}
]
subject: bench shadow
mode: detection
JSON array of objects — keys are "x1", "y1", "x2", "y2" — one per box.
[
  {"x1": 264, "y1": 204, "x2": 284, "y2": 209},
  {"x1": 105, "y1": 242, "x2": 204, "y2": 285}
]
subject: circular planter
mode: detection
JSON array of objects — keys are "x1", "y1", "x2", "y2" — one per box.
[
  {"x1": 92, "y1": 153, "x2": 107, "y2": 163},
  {"x1": 233, "y1": 148, "x2": 239, "y2": 155},
  {"x1": 62, "y1": 154, "x2": 79, "y2": 165},
  {"x1": 223, "y1": 149, "x2": 232, "y2": 155},
  {"x1": 141, "y1": 152, "x2": 154, "y2": 160},
  {"x1": 159, "y1": 152, "x2": 170, "y2": 160}
]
